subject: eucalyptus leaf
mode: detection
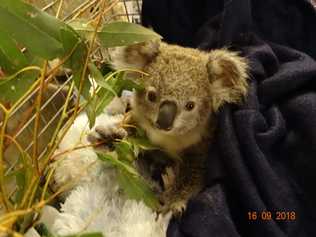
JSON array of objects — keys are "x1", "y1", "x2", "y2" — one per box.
[
  {"x1": 0, "y1": 72, "x2": 38, "y2": 103},
  {"x1": 97, "y1": 152, "x2": 139, "y2": 177},
  {"x1": 63, "y1": 233, "x2": 103, "y2": 237},
  {"x1": 86, "y1": 96, "x2": 97, "y2": 128},
  {"x1": 95, "y1": 75, "x2": 120, "y2": 115},
  {"x1": 0, "y1": 0, "x2": 65, "y2": 59},
  {"x1": 11, "y1": 171, "x2": 25, "y2": 204},
  {"x1": 115, "y1": 141, "x2": 135, "y2": 162},
  {"x1": 68, "y1": 19, "x2": 94, "y2": 40},
  {"x1": 98, "y1": 21, "x2": 162, "y2": 48},
  {"x1": 88, "y1": 63, "x2": 117, "y2": 97},
  {"x1": 70, "y1": 21, "x2": 161, "y2": 48},
  {"x1": 60, "y1": 27, "x2": 86, "y2": 70},
  {"x1": 0, "y1": 31, "x2": 27, "y2": 74},
  {"x1": 127, "y1": 137, "x2": 158, "y2": 151},
  {"x1": 73, "y1": 70, "x2": 91, "y2": 100},
  {"x1": 97, "y1": 146, "x2": 159, "y2": 209},
  {"x1": 117, "y1": 170, "x2": 159, "y2": 209},
  {"x1": 60, "y1": 27, "x2": 91, "y2": 99},
  {"x1": 95, "y1": 88, "x2": 116, "y2": 115},
  {"x1": 94, "y1": 71, "x2": 144, "y2": 115},
  {"x1": 35, "y1": 223, "x2": 55, "y2": 237},
  {"x1": 119, "y1": 78, "x2": 144, "y2": 92}
]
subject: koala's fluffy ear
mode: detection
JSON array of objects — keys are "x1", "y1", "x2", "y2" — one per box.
[
  {"x1": 109, "y1": 40, "x2": 160, "y2": 70},
  {"x1": 207, "y1": 49, "x2": 249, "y2": 111}
]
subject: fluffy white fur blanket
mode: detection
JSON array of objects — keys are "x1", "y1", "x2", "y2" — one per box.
[{"x1": 36, "y1": 96, "x2": 171, "y2": 237}]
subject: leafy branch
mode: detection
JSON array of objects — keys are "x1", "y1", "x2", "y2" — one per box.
[{"x1": 0, "y1": 0, "x2": 162, "y2": 235}]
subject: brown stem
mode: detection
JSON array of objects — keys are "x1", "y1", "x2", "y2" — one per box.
[{"x1": 32, "y1": 61, "x2": 48, "y2": 176}]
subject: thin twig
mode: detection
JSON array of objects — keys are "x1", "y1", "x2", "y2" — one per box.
[
  {"x1": 0, "y1": 111, "x2": 11, "y2": 211},
  {"x1": 40, "y1": 167, "x2": 54, "y2": 202},
  {"x1": 51, "y1": 141, "x2": 106, "y2": 161},
  {"x1": 71, "y1": 0, "x2": 100, "y2": 21},
  {"x1": 0, "y1": 225, "x2": 23, "y2": 237},
  {"x1": 42, "y1": 81, "x2": 75, "y2": 168},
  {"x1": 32, "y1": 61, "x2": 48, "y2": 176},
  {"x1": 3, "y1": 135, "x2": 25, "y2": 164},
  {"x1": 0, "y1": 161, "x2": 97, "y2": 223},
  {"x1": 20, "y1": 175, "x2": 38, "y2": 209}
]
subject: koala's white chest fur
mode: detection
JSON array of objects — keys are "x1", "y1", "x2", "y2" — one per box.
[{"x1": 140, "y1": 118, "x2": 205, "y2": 155}]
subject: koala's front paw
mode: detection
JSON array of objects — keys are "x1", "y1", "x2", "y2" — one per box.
[
  {"x1": 169, "y1": 199, "x2": 187, "y2": 216},
  {"x1": 87, "y1": 114, "x2": 128, "y2": 151},
  {"x1": 159, "y1": 191, "x2": 188, "y2": 216}
]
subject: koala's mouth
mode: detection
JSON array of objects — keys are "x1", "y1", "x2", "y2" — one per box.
[
  {"x1": 151, "y1": 120, "x2": 190, "y2": 136},
  {"x1": 154, "y1": 122, "x2": 173, "y2": 131},
  {"x1": 148, "y1": 120, "x2": 173, "y2": 133}
]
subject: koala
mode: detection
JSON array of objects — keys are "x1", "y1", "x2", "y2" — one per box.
[{"x1": 90, "y1": 40, "x2": 248, "y2": 214}]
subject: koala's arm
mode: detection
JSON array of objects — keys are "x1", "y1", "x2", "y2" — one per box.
[
  {"x1": 87, "y1": 92, "x2": 136, "y2": 146},
  {"x1": 159, "y1": 155, "x2": 206, "y2": 214}
]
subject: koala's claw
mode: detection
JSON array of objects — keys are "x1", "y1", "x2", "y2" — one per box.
[
  {"x1": 158, "y1": 194, "x2": 187, "y2": 217},
  {"x1": 95, "y1": 125, "x2": 128, "y2": 141},
  {"x1": 169, "y1": 200, "x2": 187, "y2": 216},
  {"x1": 87, "y1": 122, "x2": 128, "y2": 151}
]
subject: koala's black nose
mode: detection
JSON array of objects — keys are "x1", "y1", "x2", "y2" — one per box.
[{"x1": 156, "y1": 101, "x2": 177, "y2": 131}]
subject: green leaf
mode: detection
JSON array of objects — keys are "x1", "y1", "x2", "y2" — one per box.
[
  {"x1": 119, "y1": 78, "x2": 144, "y2": 92},
  {"x1": 36, "y1": 225, "x2": 104, "y2": 237},
  {"x1": 97, "y1": 152, "x2": 139, "y2": 177},
  {"x1": 94, "y1": 72, "x2": 144, "y2": 115},
  {"x1": 97, "y1": 152, "x2": 159, "y2": 209},
  {"x1": 68, "y1": 19, "x2": 95, "y2": 40},
  {"x1": 86, "y1": 96, "x2": 97, "y2": 128},
  {"x1": 95, "y1": 75, "x2": 119, "y2": 115},
  {"x1": 73, "y1": 70, "x2": 91, "y2": 100},
  {"x1": 95, "y1": 88, "x2": 116, "y2": 115},
  {"x1": 115, "y1": 141, "x2": 135, "y2": 162},
  {"x1": 14, "y1": 171, "x2": 26, "y2": 203},
  {"x1": 88, "y1": 63, "x2": 117, "y2": 97},
  {"x1": 0, "y1": 0, "x2": 65, "y2": 59},
  {"x1": 127, "y1": 137, "x2": 157, "y2": 151},
  {"x1": 60, "y1": 27, "x2": 91, "y2": 99},
  {"x1": 19, "y1": 213, "x2": 37, "y2": 233},
  {"x1": 117, "y1": 170, "x2": 159, "y2": 209},
  {"x1": 0, "y1": 72, "x2": 39, "y2": 103},
  {"x1": 98, "y1": 21, "x2": 162, "y2": 48},
  {"x1": 70, "y1": 21, "x2": 161, "y2": 48},
  {"x1": 0, "y1": 31, "x2": 27, "y2": 74},
  {"x1": 0, "y1": 37, "x2": 38, "y2": 103},
  {"x1": 35, "y1": 223, "x2": 55, "y2": 237},
  {"x1": 89, "y1": 68, "x2": 144, "y2": 115},
  {"x1": 60, "y1": 27, "x2": 86, "y2": 69},
  {"x1": 63, "y1": 233, "x2": 104, "y2": 237}
]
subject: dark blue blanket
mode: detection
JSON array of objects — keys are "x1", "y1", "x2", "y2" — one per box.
[{"x1": 142, "y1": 1, "x2": 316, "y2": 236}]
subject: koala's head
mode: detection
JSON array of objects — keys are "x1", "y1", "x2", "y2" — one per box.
[{"x1": 110, "y1": 40, "x2": 248, "y2": 152}]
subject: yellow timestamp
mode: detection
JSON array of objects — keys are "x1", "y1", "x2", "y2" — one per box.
[{"x1": 247, "y1": 211, "x2": 296, "y2": 221}]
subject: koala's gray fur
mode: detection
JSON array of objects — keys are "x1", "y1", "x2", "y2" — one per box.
[{"x1": 96, "y1": 40, "x2": 249, "y2": 214}]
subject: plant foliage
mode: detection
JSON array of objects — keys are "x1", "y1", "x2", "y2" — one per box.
[{"x1": 0, "y1": 0, "x2": 162, "y2": 235}]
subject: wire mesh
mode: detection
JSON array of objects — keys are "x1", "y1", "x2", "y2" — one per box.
[{"x1": 3, "y1": 0, "x2": 142, "y2": 178}]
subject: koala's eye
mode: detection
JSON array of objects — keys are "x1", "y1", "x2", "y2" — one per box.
[
  {"x1": 185, "y1": 101, "x2": 195, "y2": 111},
  {"x1": 147, "y1": 90, "x2": 157, "y2": 103}
]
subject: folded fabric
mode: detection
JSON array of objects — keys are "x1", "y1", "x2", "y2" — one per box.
[{"x1": 142, "y1": 0, "x2": 316, "y2": 236}]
